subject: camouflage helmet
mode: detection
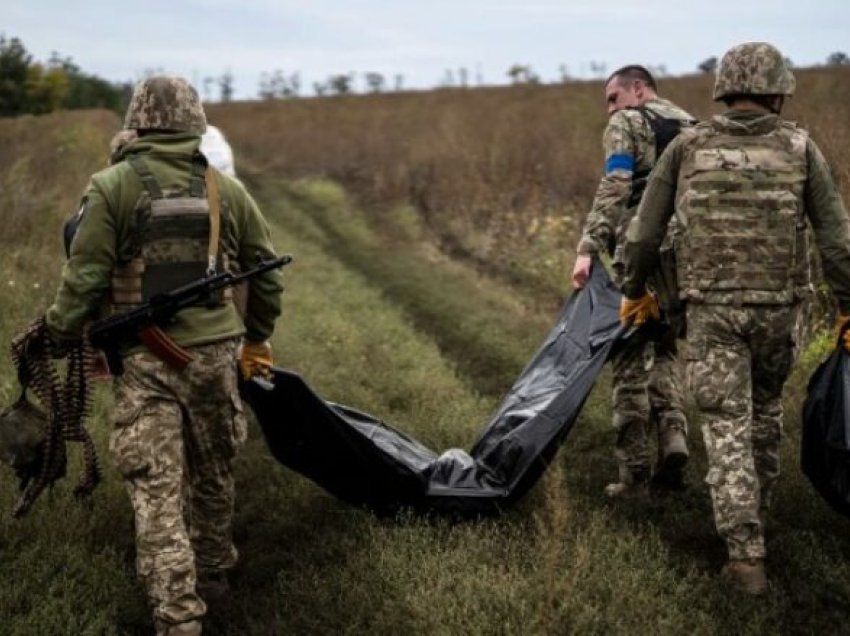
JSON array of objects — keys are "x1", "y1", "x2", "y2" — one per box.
[
  {"x1": 0, "y1": 395, "x2": 46, "y2": 470},
  {"x1": 713, "y1": 42, "x2": 796, "y2": 101},
  {"x1": 124, "y1": 75, "x2": 207, "y2": 134}
]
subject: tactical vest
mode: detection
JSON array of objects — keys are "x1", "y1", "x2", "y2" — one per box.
[
  {"x1": 612, "y1": 104, "x2": 694, "y2": 301},
  {"x1": 111, "y1": 154, "x2": 233, "y2": 309},
  {"x1": 676, "y1": 120, "x2": 810, "y2": 305},
  {"x1": 628, "y1": 106, "x2": 696, "y2": 208}
]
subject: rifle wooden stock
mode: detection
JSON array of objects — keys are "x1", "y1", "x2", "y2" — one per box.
[{"x1": 138, "y1": 326, "x2": 194, "y2": 370}]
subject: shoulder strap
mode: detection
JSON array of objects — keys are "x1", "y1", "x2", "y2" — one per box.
[
  {"x1": 636, "y1": 105, "x2": 693, "y2": 158},
  {"x1": 205, "y1": 165, "x2": 221, "y2": 275},
  {"x1": 625, "y1": 106, "x2": 693, "y2": 208},
  {"x1": 126, "y1": 155, "x2": 164, "y2": 199},
  {"x1": 128, "y1": 152, "x2": 207, "y2": 199},
  {"x1": 189, "y1": 152, "x2": 207, "y2": 198}
]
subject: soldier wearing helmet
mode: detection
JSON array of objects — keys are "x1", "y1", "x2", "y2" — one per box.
[
  {"x1": 621, "y1": 42, "x2": 850, "y2": 594},
  {"x1": 571, "y1": 65, "x2": 696, "y2": 500},
  {"x1": 44, "y1": 76, "x2": 285, "y2": 634}
]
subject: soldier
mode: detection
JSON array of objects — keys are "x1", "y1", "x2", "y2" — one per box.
[
  {"x1": 44, "y1": 76, "x2": 285, "y2": 634},
  {"x1": 620, "y1": 42, "x2": 850, "y2": 594},
  {"x1": 64, "y1": 129, "x2": 138, "y2": 258},
  {"x1": 571, "y1": 65, "x2": 695, "y2": 497}
]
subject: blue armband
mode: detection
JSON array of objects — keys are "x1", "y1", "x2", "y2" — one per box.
[{"x1": 604, "y1": 153, "x2": 635, "y2": 174}]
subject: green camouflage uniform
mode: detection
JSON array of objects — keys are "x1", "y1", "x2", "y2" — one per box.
[
  {"x1": 111, "y1": 340, "x2": 246, "y2": 624},
  {"x1": 622, "y1": 110, "x2": 850, "y2": 560},
  {"x1": 576, "y1": 97, "x2": 694, "y2": 484},
  {"x1": 45, "y1": 77, "x2": 284, "y2": 632}
]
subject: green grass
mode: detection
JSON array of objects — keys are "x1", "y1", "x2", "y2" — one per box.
[
  {"x1": 1, "y1": 141, "x2": 850, "y2": 634},
  {"x1": 257, "y1": 176, "x2": 554, "y2": 398}
]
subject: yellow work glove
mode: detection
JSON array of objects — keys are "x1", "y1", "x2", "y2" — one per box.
[
  {"x1": 834, "y1": 313, "x2": 850, "y2": 353},
  {"x1": 619, "y1": 292, "x2": 661, "y2": 328},
  {"x1": 239, "y1": 340, "x2": 274, "y2": 380}
]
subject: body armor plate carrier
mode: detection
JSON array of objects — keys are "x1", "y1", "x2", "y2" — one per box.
[
  {"x1": 676, "y1": 120, "x2": 810, "y2": 305},
  {"x1": 111, "y1": 154, "x2": 232, "y2": 309}
]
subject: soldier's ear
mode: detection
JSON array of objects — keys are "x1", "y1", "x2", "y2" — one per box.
[{"x1": 632, "y1": 80, "x2": 646, "y2": 100}]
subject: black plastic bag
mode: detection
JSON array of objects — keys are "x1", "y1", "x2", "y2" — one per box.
[
  {"x1": 801, "y1": 346, "x2": 850, "y2": 518},
  {"x1": 240, "y1": 260, "x2": 625, "y2": 516}
]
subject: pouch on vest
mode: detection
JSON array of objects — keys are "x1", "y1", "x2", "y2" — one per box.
[{"x1": 111, "y1": 153, "x2": 232, "y2": 309}]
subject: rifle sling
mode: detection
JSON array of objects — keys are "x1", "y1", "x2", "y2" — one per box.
[{"x1": 206, "y1": 166, "x2": 221, "y2": 275}]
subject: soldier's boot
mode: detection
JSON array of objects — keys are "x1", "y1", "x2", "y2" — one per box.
[
  {"x1": 653, "y1": 427, "x2": 689, "y2": 490},
  {"x1": 198, "y1": 568, "x2": 232, "y2": 633},
  {"x1": 604, "y1": 464, "x2": 650, "y2": 500},
  {"x1": 197, "y1": 568, "x2": 230, "y2": 604},
  {"x1": 154, "y1": 619, "x2": 203, "y2": 636},
  {"x1": 721, "y1": 558, "x2": 768, "y2": 596}
]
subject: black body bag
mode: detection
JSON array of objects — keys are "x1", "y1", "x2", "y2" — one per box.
[
  {"x1": 801, "y1": 346, "x2": 850, "y2": 518},
  {"x1": 240, "y1": 260, "x2": 625, "y2": 516}
]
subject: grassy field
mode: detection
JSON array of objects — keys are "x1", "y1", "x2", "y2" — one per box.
[
  {"x1": 208, "y1": 65, "x2": 850, "y2": 301},
  {"x1": 0, "y1": 73, "x2": 849, "y2": 634}
]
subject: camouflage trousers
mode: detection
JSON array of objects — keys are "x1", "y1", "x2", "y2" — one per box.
[
  {"x1": 611, "y1": 315, "x2": 687, "y2": 483},
  {"x1": 686, "y1": 303, "x2": 798, "y2": 560},
  {"x1": 109, "y1": 338, "x2": 247, "y2": 626}
]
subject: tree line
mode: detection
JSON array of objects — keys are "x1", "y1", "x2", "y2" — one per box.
[
  {"x1": 0, "y1": 35, "x2": 131, "y2": 117},
  {"x1": 2, "y1": 33, "x2": 849, "y2": 115}
]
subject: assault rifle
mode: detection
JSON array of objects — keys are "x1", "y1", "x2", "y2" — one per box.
[{"x1": 88, "y1": 255, "x2": 292, "y2": 375}]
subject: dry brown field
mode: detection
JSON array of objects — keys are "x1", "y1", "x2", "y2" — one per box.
[{"x1": 209, "y1": 67, "x2": 850, "y2": 295}]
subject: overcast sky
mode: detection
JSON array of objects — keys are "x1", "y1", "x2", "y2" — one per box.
[{"x1": 6, "y1": 0, "x2": 849, "y2": 100}]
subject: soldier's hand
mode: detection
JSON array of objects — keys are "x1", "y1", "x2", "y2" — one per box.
[
  {"x1": 572, "y1": 255, "x2": 593, "y2": 289},
  {"x1": 834, "y1": 313, "x2": 850, "y2": 353},
  {"x1": 239, "y1": 340, "x2": 274, "y2": 380},
  {"x1": 619, "y1": 291, "x2": 661, "y2": 328}
]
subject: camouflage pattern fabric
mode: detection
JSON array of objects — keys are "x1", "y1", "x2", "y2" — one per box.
[
  {"x1": 44, "y1": 72, "x2": 282, "y2": 633},
  {"x1": 576, "y1": 97, "x2": 694, "y2": 258},
  {"x1": 686, "y1": 303, "x2": 798, "y2": 560},
  {"x1": 611, "y1": 332, "x2": 653, "y2": 483},
  {"x1": 46, "y1": 133, "x2": 285, "y2": 347},
  {"x1": 109, "y1": 338, "x2": 246, "y2": 626},
  {"x1": 110, "y1": 155, "x2": 223, "y2": 310},
  {"x1": 622, "y1": 110, "x2": 850, "y2": 313},
  {"x1": 124, "y1": 76, "x2": 207, "y2": 135},
  {"x1": 647, "y1": 315, "x2": 688, "y2": 439},
  {"x1": 675, "y1": 116, "x2": 809, "y2": 306},
  {"x1": 579, "y1": 97, "x2": 693, "y2": 486},
  {"x1": 713, "y1": 42, "x2": 795, "y2": 100},
  {"x1": 612, "y1": 316, "x2": 687, "y2": 483}
]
